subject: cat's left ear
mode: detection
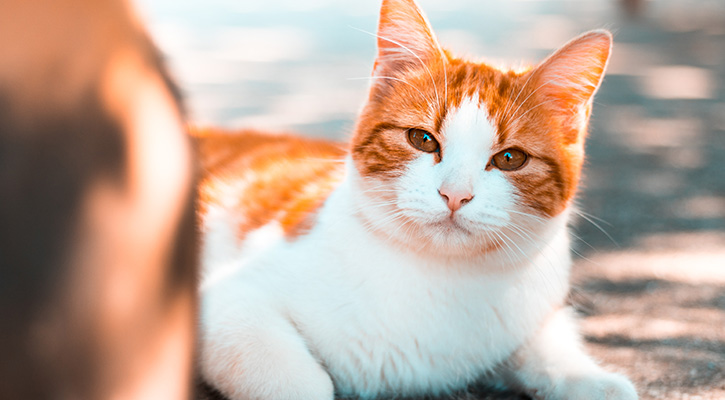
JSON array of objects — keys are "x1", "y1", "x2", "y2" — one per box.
[{"x1": 530, "y1": 30, "x2": 612, "y2": 140}]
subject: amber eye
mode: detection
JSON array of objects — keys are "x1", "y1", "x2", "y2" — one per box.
[
  {"x1": 407, "y1": 128, "x2": 440, "y2": 153},
  {"x1": 491, "y1": 148, "x2": 528, "y2": 171}
]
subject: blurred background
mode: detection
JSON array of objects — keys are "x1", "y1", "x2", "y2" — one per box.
[{"x1": 133, "y1": 0, "x2": 725, "y2": 399}]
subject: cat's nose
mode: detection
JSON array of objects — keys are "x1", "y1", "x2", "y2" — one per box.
[{"x1": 438, "y1": 187, "x2": 474, "y2": 212}]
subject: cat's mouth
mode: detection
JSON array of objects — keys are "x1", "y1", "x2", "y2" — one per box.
[{"x1": 430, "y1": 214, "x2": 473, "y2": 234}]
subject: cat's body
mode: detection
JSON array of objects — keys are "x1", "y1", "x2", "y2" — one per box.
[{"x1": 196, "y1": 1, "x2": 637, "y2": 399}]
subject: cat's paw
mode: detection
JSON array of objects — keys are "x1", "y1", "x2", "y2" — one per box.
[{"x1": 555, "y1": 372, "x2": 637, "y2": 400}]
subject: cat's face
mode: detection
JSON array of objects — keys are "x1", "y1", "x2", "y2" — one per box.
[{"x1": 351, "y1": 0, "x2": 611, "y2": 258}]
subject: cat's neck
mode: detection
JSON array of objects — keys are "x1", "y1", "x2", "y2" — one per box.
[{"x1": 315, "y1": 158, "x2": 573, "y2": 275}]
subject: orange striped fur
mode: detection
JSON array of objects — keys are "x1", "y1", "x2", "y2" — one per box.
[{"x1": 193, "y1": 128, "x2": 346, "y2": 239}]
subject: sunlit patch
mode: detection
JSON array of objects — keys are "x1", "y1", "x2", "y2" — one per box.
[
  {"x1": 213, "y1": 27, "x2": 312, "y2": 63},
  {"x1": 523, "y1": 15, "x2": 578, "y2": 50},
  {"x1": 609, "y1": 107, "x2": 704, "y2": 151},
  {"x1": 672, "y1": 196, "x2": 725, "y2": 220},
  {"x1": 604, "y1": 43, "x2": 664, "y2": 76},
  {"x1": 639, "y1": 66, "x2": 718, "y2": 100},
  {"x1": 576, "y1": 231, "x2": 725, "y2": 285},
  {"x1": 583, "y1": 314, "x2": 722, "y2": 342},
  {"x1": 628, "y1": 170, "x2": 684, "y2": 195}
]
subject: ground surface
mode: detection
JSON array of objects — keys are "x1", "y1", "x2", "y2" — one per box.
[{"x1": 136, "y1": 0, "x2": 725, "y2": 398}]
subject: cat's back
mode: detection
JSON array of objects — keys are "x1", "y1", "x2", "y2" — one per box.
[{"x1": 193, "y1": 128, "x2": 347, "y2": 240}]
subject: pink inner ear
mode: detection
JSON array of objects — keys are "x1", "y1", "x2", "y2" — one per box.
[
  {"x1": 373, "y1": 0, "x2": 443, "y2": 77},
  {"x1": 532, "y1": 30, "x2": 613, "y2": 111}
]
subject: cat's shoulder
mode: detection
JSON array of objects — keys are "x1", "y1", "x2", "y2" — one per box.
[
  {"x1": 193, "y1": 127, "x2": 348, "y2": 239},
  {"x1": 191, "y1": 127, "x2": 344, "y2": 175}
]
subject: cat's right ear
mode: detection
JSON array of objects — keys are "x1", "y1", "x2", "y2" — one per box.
[
  {"x1": 528, "y1": 30, "x2": 612, "y2": 143},
  {"x1": 372, "y1": 0, "x2": 444, "y2": 78}
]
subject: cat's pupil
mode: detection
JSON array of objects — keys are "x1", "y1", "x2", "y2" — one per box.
[
  {"x1": 407, "y1": 128, "x2": 440, "y2": 153},
  {"x1": 491, "y1": 148, "x2": 527, "y2": 171}
]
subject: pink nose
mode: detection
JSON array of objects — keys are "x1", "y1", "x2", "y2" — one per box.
[{"x1": 438, "y1": 187, "x2": 474, "y2": 212}]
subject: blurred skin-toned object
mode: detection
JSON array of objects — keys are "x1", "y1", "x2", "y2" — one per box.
[{"x1": 0, "y1": 0, "x2": 197, "y2": 398}]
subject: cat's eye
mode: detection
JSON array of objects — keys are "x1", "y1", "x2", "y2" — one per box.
[
  {"x1": 407, "y1": 128, "x2": 440, "y2": 153},
  {"x1": 491, "y1": 149, "x2": 528, "y2": 171}
]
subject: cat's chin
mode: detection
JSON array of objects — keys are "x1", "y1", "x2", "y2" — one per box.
[
  {"x1": 381, "y1": 216, "x2": 505, "y2": 260},
  {"x1": 430, "y1": 215, "x2": 473, "y2": 235}
]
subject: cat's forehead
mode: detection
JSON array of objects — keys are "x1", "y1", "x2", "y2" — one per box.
[
  {"x1": 441, "y1": 95, "x2": 497, "y2": 155},
  {"x1": 435, "y1": 60, "x2": 524, "y2": 129},
  {"x1": 442, "y1": 60, "x2": 522, "y2": 107}
]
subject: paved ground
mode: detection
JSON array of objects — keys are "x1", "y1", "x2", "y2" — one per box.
[{"x1": 136, "y1": 0, "x2": 725, "y2": 398}]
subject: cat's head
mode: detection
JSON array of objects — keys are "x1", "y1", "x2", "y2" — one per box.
[{"x1": 350, "y1": 0, "x2": 611, "y2": 259}]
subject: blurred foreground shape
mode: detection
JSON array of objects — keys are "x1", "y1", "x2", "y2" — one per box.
[{"x1": 0, "y1": 0, "x2": 197, "y2": 398}]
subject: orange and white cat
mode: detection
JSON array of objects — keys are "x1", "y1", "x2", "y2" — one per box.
[{"x1": 196, "y1": 0, "x2": 637, "y2": 399}]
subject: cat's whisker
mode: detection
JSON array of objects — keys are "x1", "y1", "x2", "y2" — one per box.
[
  {"x1": 500, "y1": 69, "x2": 536, "y2": 123},
  {"x1": 506, "y1": 224, "x2": 554, "y2": 268},
  {"x1": 507, "y1": 220, "x2": 604, "y2": 288},
  {"x1": 354, "y1": 200, "x2": 401, "y2": 217},
  {"x1": 505, "y1": 224, "x2": 539, "y2": 248},
  {"x1": 505, "y1": 208, "x2": 600, "y2": 264},
  {"x1": 567, "y1": 230, "x2": 598, "y2": 252},
  {"x1": 568, "y1": 245, "x2": 602, "y2": 267},
  {"x1": 391, "y1": 218, "x2": 422, "y2": 251},
  {"x1": 502, "y1": 79, "x2": 559, "y2": 129},
  {"x1": 360, "y1": 209, "x2": 414, "y2": 244},
  {"x1": 574, "y1": 210, "x2": 613, "y2": 227},
  {"x1": 488, "y1": 229, "x2": 519, "y2": 267},
  {"x1": 361, "y1": 189, "x2": 399, "y2": 195},
  {"x1": 573, "y1": 210, "x2": 619, "y2": 247},
  {"x1": 503, "y1": 225, "x2": 562, "y2": 295},
  {"x1": 374, "y1": 210, "x2": 407, "y2": 226},
  {"x1": 349, "y1": 26, "x2": 441, "y2": 108},
  {"x1": 358, "y1": 183, "x2": 392, "y2": 193},
  {"x1": 356, "y1": 194, "x2": 398, "y2": 202},
  {"x1": 359, "y1": 193, "x2": 399, "y2": 201},
  {"x1": 348, "y1": 76, "x2": 435, "y2": 106},
  {"x1": 442, "y1": 54, "x2": 448, "y2": 112},
  {"x1": 499, "y1": 229, "x2": 532, "y2": 266},
  {"x1": 352, "y1": 199, "x2": 399, "y2": 211},
  {"x1": 498, "y1": 99, "x2": 559, "y2": 138},
  {"x1": 505, "y1": 209, "x2": 548, "y2": 224}
]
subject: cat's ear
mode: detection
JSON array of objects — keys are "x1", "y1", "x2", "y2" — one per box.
[
  {"x1": 372, "y1": 0, "x2": 444, "y2": 78},
  {"x1": 530, "y1": 30, "x2": 612, "y2": 139}
]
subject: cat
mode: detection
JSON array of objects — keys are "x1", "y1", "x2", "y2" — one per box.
[{"x1": 195, "y1": 0, "x2": 637, "y2": 399}]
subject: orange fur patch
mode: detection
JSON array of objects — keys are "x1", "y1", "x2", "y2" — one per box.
[{"x1": 193, "y1": 127, "x2": 347, "y2": 240}]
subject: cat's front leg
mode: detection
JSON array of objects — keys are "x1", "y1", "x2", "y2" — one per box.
[
  {"x1": 199, "y1": 305, "x2": 334, "y2": 400},
  {"x1": 499, "y1": 308, "x2": 638, "y2": 400}
]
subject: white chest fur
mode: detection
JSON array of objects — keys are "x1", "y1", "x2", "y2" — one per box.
[{"x1": 199, "y1": 175, "x2": 573, "y2": 399}]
